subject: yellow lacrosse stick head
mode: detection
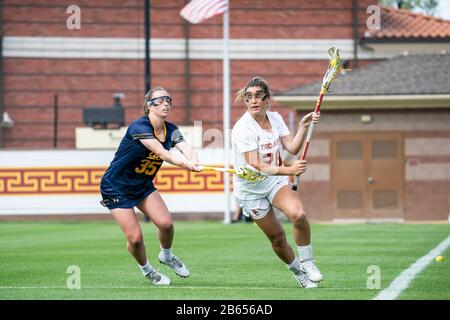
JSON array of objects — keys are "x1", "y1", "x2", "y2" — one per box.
[
  {"x1": 235, "y1": 165, "x2": 267, "y2": 182},
  {"x1": 322, "y1": 47, "x2": 342, "y2": 92}
]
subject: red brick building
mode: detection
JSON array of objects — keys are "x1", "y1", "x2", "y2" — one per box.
[
  {"x1": 276, "y1": 8, "x2": 450, "y2": 222},
  {"x1": 1, "y1": 0, "x2": 375, "y2": 148},
  {"x1": 278, "y1": 54, "x2": 450, "y2": 222},
  {"x1": 1, "y1": 1, "x2": 449, "y2": 221}
]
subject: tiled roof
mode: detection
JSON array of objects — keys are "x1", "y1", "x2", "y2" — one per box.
[
  {"x1": 364, "y1": 7, "x2": 450, "y2": 41},
  {"x1": 278, "y1": 54, "x2": 450, "y2": 96}
]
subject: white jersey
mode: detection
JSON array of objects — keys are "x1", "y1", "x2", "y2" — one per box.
[{"x1": 232, "y1": 111, "x2": 290, "y2": 200}]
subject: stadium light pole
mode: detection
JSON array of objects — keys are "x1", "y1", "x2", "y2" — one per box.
[
  {"x1": 144, "y1": 0, "x2": 151, "y2": 93},
  {"x1": 183, "y1": 10, "x2": 191, "y2": 125},
  {"x1": 0, "y1": 0, "x2": 4, "y2": 148}
]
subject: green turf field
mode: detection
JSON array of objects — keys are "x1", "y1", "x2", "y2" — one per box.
[{"x1": 0, "y1": 221, "x2": 448, "y2": 300}]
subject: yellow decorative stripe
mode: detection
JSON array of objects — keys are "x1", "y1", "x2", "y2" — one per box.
[{"x1": 0, "y1": 167, "x2": 230, "y2": 195}]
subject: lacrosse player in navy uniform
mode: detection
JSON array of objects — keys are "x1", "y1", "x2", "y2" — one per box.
[{"x1": 100, "y1": 87, "x2": 201, "y2": 285}]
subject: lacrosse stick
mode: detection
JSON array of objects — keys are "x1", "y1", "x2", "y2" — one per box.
[
  {"x1": 198, "y1": 165, "x2": 267, "y2": 182},
  {"x1": 292, "y1": 47, "x2": 342, "y2": 191}
]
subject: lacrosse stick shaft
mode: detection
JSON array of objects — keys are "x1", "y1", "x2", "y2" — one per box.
[
  {"x1": 292, "y1": 91, "x2": 325, "y2": 191},
  {"x1": 291, "y1": 46, "x2": 341, "y2": 191},
  {"x1": 199, "y1": 166, "x2": 236, "y2": 174}
]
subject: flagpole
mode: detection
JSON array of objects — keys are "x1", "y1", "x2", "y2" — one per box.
[{"x1": 223, "y1": 8, "x2": 231, "y2": 224}]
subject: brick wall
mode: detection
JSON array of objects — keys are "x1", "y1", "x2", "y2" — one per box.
[
  {"x1": 2, "y1": 0, "x2": 376, "y2": 149},
  {"x1": 3, "y1": 0, "x2": 372, "y2": 38}
]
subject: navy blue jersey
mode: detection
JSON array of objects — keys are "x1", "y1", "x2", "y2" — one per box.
[{"x1": 101, "y1": 115, "x2": 184, "y2": 199}]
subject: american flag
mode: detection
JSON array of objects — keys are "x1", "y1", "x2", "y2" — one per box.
[{"x1": 180, "y1": 0, "x2": 229, "y2": 24}]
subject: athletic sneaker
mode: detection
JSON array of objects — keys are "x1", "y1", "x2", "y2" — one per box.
[
  {"x1": 293, "y1": 270, "x2": 317, "y2": 288},
  {"x1": 145, "y1": 270, "x2": 171, "y2": 285},
  {"x1": 158, "y1": 253, "x2": 190, "y2": 278},
  {"x1": 300, "y1": 259, "x2": 323, "y2": 282}
]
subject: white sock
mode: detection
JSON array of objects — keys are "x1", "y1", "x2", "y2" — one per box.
[
  {"x1": 286, "y1": 257, "x2": 302, "y2": 275},
  {"x1": 160, "y1": 245, "x2": 173, "y2": 261},
  {"x1": 298, "y1": 244, "x2": 313, "y2": 262},
  {"x1": 139, "y1": 260, "x2": 153, "y2": 275}
]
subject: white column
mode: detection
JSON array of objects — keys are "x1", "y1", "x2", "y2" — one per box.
[{"x1": 222, "y1": 9, "x2": 231, "y2": 224}]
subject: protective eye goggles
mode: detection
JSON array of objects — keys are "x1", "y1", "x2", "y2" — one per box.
[
  {"x1": 147, "y1": 96, "x2": 172, "y2": 107},
  {"x1": 244, "y1": 92, "x2": 267, "y2": 102}
]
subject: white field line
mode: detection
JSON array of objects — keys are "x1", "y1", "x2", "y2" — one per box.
[{"x1": 374, "y1": 235, "x2": 450, "y2": 300}]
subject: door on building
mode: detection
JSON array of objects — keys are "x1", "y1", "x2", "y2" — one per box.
[{"x1": 331, "y1": 132, "x2": 404, "y2": 220}]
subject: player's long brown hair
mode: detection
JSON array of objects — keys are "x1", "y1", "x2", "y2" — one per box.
[{"x1": 235, "y1": 76, "x2": 272, "y2": 103}]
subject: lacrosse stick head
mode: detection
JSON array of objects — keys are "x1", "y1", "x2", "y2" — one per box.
[
  {"x1": 235, "y1": 165, "x2": 267, "y2": 182},
  {"x1": 322, "y1": 47, "x2": 342, "y2": 92}
]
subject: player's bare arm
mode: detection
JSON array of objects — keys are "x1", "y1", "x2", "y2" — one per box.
[
  {"x1": 140, "y1": 138, "x2": 198, "y2": 171},
  {"x1": 281, "y1": 112, "x2": 320, "y2": 155},
  {"x1": 174, "y1": 140, "x2": 200, "y2": 164},
  {"x1": 244, "y1": 149, "x2": 307, "y2": 176}
]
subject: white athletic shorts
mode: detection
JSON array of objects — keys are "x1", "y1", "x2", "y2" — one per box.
[{"x1": 237, "y1": 178, "x2": 289, "y2": 220}]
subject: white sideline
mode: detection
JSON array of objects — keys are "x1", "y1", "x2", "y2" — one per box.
[{"x1": 374, "y1": 235, "x2": 450, "y2": 300}]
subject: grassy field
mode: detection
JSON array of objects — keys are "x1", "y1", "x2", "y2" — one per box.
[{"x1": 0, "y1": 221, "x2": 449, "y2": 300}]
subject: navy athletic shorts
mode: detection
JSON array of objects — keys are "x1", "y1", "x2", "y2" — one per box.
[{"x1": 100, "y1": 180, "x2": 157, "y2": 210}]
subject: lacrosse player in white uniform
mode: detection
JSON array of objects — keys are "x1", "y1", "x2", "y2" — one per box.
[{"x1": 232, "y1": 77, "x2": 323, "y2": 288}]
